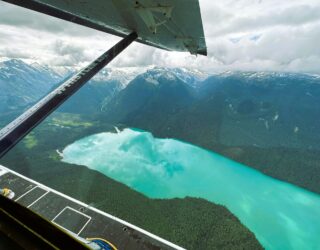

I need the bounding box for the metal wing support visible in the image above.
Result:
[0,32,138,158]
[0,0,207,157]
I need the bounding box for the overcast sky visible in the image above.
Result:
[0,0,320,74]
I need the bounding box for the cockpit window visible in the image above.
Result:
[1,1,320,249]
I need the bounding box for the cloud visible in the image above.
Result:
[0,47,32,59]
[0,2,99,36]
[112,44,157,67]
[209,4,320,37]
[0,0,320,74]
[50,40,93,66]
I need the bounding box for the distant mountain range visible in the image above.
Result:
[0,59,208,115]
[102,69,320,149]
[1,59,320,193]
[2,58,320,151]
[0,59,63,114]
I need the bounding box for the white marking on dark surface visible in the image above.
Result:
[52,206,91,235]
[15,186,37,201]
[27,190,49,208]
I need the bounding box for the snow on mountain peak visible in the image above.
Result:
[93,67,151,88]
[135,66,209,87]
[0,58,210,89]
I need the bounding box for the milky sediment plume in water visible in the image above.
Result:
[63,128,320,250]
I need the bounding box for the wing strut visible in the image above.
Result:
[0,32,137,158]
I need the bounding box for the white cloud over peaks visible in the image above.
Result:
[0,0,320,74]
[198,0,320,73]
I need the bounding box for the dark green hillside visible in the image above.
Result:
[58,80,122,114]
[0,112,262,249]
[103,74,195,123]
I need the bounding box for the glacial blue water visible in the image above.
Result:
[62,128,320,250]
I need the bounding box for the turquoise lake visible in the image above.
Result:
[62,128,320,250]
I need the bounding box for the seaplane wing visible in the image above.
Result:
[2,0,207,55]
[0,1,206,248]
